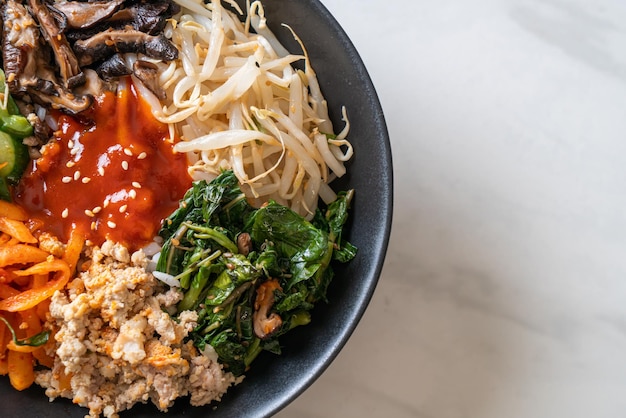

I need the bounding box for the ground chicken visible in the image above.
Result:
[37,232,66,258]
[35,240,242,418]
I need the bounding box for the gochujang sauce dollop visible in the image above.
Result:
[15,80,191,250]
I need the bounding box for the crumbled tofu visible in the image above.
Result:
[36,240,242,418]
[37,232,66,258]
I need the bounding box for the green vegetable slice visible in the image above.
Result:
[1,114,34,138]
[0,130,30,185]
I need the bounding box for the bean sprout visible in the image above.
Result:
[152,0,353,219]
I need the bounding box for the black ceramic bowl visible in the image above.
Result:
[0,1,392,416]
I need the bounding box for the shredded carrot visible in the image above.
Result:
[35,299,51,322]
[0,201,28,221]
[20,308,42,334]
[7,350,34,390]
[63,227,85,275]
[0,312,13,358]
[32,345,54,368]
[6,341,39,353]
[0,202,84,391]
[0,234,11,246]
[32,273,48,289]
[32,349,53,368]
[0,260,71,312]
[0,283,20,299]
[0,217,37,244]
[0,244,49,268]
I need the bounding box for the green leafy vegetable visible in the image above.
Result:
[156,170,356,375]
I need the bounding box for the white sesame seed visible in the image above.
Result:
[98,167,105,176]
[107,221,116,228]
[129,189,137,199]
[103,197,110,208]
[62,176,72,183]
[92,206,102,214]
[66,161,75,168]
[132,181,141,189]
[91,222,97,231]
[122,161,129,170]
[84,209,95,217]
[137,152,147,160]
[61,208,69,218]
[119,204,128,213]
[82,177,91,184]
[124,148,133,156]
[70,147,79,156]
[74,171,80,181]
[68,140,74,149]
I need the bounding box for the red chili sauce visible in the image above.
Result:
[15,81,191,251]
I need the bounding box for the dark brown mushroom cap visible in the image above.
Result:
[95,53,132,80]
[107,0,175,34]
[73,28,178,67]
[49,0,125,30]
[132,60,166,100]
[253,279,283,339]
[64,0,177,42]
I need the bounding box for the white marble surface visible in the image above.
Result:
[277,0,626,417]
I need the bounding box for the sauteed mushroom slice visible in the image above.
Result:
[237,233,253,256]
[64,0,179,42]
[27,80,93,114]
[96,53,132,80]
[49,0,125,30]
[27,0,85,89]
[1,0,92,115]
[1,0,41,94]
[73,28,178,66]
[132,60,166,99]
[107,0,175,34]
[253,278,283,339]
[74,69,108,99]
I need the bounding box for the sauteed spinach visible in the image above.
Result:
[156,171,356,376]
